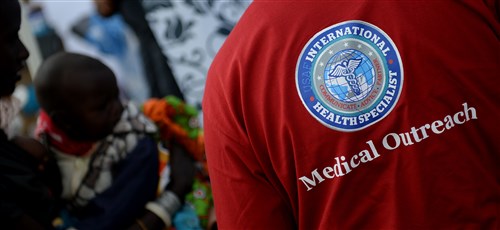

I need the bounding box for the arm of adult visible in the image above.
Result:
[165,141,196,202]
[129,141,196,230]
[203,75,296,229]
[0,131,58,230]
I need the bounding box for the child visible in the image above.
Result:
[34,52,193,230]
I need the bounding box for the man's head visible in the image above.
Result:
[34,52,123,141]
[0,0,30,97]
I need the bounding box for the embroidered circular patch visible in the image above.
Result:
[296,20,403,132]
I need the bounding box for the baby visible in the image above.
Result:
[34,52,192,230]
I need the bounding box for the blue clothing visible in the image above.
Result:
[72,136,159,230]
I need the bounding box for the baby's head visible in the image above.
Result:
[34,52,123,141]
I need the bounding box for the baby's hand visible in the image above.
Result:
[12,136,49,170]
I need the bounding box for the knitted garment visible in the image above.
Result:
[60,102,158,210]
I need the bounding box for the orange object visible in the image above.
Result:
[143,98,207,177]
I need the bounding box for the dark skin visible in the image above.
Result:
[34,52,123,142]
[34,52,195,230]
[11,136,49,170]
[0,0,29,97]
[0,1,50,229]
[94,0,119,17]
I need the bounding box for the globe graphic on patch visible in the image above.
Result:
[324,49,376,103]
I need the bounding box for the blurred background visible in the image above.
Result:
[15,0,251,138]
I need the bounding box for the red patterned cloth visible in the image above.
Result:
[35,110,94,156]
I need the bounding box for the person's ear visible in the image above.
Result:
[49,110,74,133]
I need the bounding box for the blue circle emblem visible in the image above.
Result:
[296,20,403,132]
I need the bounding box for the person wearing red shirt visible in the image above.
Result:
[203,1,500,229]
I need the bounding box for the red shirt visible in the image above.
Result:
[203,1,500,229]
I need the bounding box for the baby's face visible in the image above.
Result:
[62,72,123,142]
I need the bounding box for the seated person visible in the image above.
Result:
[34,52,194,230]
[0,0,61,229]
[1,100,62,230]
